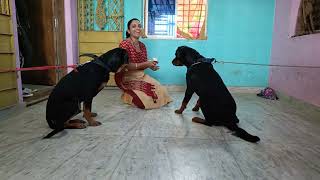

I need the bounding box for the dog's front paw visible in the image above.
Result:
[83,112,98,117]
[175,109,184,114]
[88,120,102,126]
[90,112,98,117]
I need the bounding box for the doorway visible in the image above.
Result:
[15,0,67,105]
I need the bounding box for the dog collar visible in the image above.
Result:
[92,58,111,72]
[190,58,216,67]
[190,62,202,67]
[197,58,216,64]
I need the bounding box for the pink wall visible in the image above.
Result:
[270,0,320,107]
[11,0,23,103]
[64,0,79,71]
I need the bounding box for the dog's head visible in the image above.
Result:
[100,48,129,72]
[172,46,204,68]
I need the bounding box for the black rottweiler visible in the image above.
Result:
[172,46,260,143]
[44,48,129,138]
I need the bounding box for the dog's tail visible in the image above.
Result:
[233,127,260,143]
[225,122,260,143]
[79,53,98,59]
[43,127,64,139]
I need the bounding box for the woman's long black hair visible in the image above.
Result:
[126,18,140,38]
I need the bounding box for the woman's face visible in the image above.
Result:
[127,20,142,39]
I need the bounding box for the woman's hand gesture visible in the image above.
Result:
[149,60,159,71]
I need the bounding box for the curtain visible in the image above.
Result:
[176,0,207,39]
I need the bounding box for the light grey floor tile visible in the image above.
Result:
[110,137,245,180]
[134,108,224,140]
[0,134,131,180]
[0,90,319,180]
[225,141,320,180]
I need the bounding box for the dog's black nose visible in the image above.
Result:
[172,59,178,66]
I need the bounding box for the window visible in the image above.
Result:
[144,0,207,39]
[294,0,320,36]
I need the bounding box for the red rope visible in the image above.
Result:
[0,65,78,73]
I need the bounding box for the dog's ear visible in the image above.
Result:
[122,49,129,64]
[175,46,192,66]
[176,46,186,57]
[112,48,129,72]
[100,48,129,72]
[174,46,204,67]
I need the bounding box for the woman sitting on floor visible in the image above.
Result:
[115,18,172,109]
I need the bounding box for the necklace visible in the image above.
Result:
[130,37,139,44]
[129,37,141,51]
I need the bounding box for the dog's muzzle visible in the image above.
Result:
[172,58,183,66]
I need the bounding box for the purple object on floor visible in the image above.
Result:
[257,87,279,100]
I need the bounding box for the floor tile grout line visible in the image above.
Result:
[108,132,135,179]
[132,135,216,140]
[0,136,43,149]
[223,141,248,179]
[108,114,147,179]
[44,145,89,179]
[2,131,318,148]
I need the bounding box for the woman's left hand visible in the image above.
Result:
[149,61,159,71]
[150,65,160,71]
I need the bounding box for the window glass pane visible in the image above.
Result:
[147,0,176,36]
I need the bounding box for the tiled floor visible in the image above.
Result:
[0,89,319,180]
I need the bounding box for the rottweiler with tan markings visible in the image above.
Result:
[172,46,260,143]
[44,48,129,138]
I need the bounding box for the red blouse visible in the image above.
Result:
[119,39,148,63]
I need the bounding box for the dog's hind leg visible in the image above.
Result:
[64,120,87,129]
[192,117,221,126]
[44,99,82,138]
[67,119,86,124]
[196,105,223,126]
